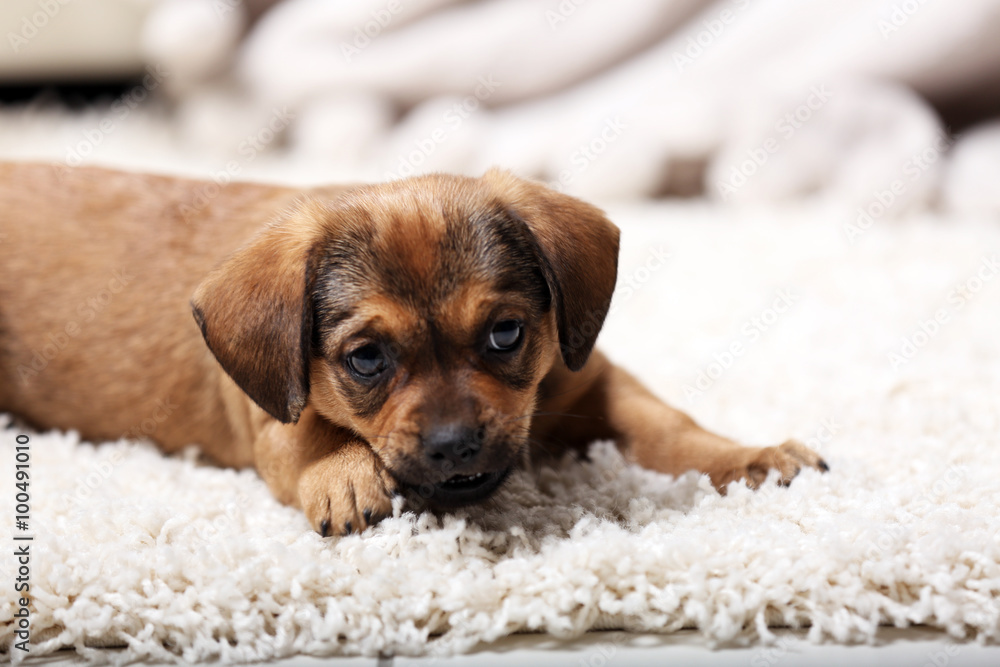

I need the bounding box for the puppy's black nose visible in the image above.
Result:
[422,423,482,467]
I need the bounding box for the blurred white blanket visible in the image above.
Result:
[140,0,1000,211]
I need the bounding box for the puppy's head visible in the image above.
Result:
[192,170,619,506]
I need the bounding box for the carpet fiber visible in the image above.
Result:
[2,196,999,662]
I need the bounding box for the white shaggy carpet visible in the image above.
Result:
[2,194,1000,662]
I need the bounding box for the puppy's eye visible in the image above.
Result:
[487,320,523,352]
[346,344,388,378]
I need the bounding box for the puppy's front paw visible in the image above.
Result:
[715,440,829,491]
[299,443,398,536]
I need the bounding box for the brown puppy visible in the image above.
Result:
[0,163,827,536]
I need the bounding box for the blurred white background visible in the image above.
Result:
[2,0,1000,218]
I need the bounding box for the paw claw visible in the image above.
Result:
[300,444,398,538]
[719,439,827,492]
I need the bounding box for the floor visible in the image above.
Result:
[24,628,1000,665]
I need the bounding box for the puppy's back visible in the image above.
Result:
[0,163,300,462]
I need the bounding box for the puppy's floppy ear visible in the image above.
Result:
[191,200,332,424]
[484,169,620,371]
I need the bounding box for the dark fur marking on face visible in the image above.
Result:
[461,204,551,391]
[310,200,554,418]
[327,347,394,420]
[457,203,551,315]
[484,333,542,391]
[312,219,378,332]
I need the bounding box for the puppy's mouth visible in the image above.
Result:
[421,467,512,507]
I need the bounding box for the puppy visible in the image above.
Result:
[0,163,827,536]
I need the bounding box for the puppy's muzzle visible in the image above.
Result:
[407,421,514,507]
[422,422,484,467]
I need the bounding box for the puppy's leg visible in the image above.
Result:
[533,351,828,491]
[253,407,397,536]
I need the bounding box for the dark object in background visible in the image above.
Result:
[0,0,284,109]
[0,80,145,109]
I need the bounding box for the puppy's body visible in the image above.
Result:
[0,163,826,535]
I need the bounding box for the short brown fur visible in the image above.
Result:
[0,163,827,536]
